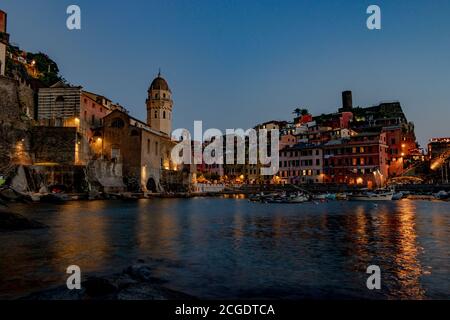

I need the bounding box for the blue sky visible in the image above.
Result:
[2,0,450,147]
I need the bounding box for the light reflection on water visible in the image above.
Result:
[0,198,449,299]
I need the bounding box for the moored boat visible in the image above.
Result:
[392,192,405,201]
[349,191,394,201]
[434,190,449,200]
[40,192,69,204]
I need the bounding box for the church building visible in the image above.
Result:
[101,73,178,192]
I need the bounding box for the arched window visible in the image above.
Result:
[154,110,158,118]
[111,118,125,128]
[55,95,65,103]
[163,93,166,98]
[163,111,166,119]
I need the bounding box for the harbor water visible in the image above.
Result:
[0,197,449,299]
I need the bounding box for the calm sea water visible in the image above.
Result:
[0,197,449,300]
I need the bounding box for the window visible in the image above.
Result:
[154,110,158,118]
[91,115,95,125]
[55,96,64,102]
[163,111,166,119]
[111,118,125,128]
[147,139,150,154]
[155,141,158,155]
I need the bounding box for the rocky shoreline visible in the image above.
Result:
[23,262,196,300]
[0,208,47,232]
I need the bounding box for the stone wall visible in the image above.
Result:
[87,159,125,193]
[30,126,77,165]
[0,75,21,122]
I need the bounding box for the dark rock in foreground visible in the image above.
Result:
[0,209,47,232]
[23,262,195,300]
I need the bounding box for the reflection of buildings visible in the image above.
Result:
[377,201,425,298]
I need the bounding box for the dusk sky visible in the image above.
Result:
[2,0,450,147]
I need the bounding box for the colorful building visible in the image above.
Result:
[279,143,324,184]
[37,81,112,164]
[322,132,389,188]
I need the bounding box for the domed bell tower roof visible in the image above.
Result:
[149,71,171,92]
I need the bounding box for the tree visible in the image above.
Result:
[292,108,302,117]
[30,52,62,86]
[293,107,309,117]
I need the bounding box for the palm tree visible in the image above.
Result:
[292,108,302,117]
[300,108,309,116]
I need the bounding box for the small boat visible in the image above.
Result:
[392,192,404,201]
[335,193,348,201]
[349,191,394,201]
[313,194,327,200]
[40,193,69,204]
[287,194,309,203]
[120,192,140,201]
[434,190,449,200]
[266,192,309,204]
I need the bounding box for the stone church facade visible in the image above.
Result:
[102,73,178,192]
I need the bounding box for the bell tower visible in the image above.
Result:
[146,71,173,136]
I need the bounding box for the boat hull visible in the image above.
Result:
[349,193,394,201]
